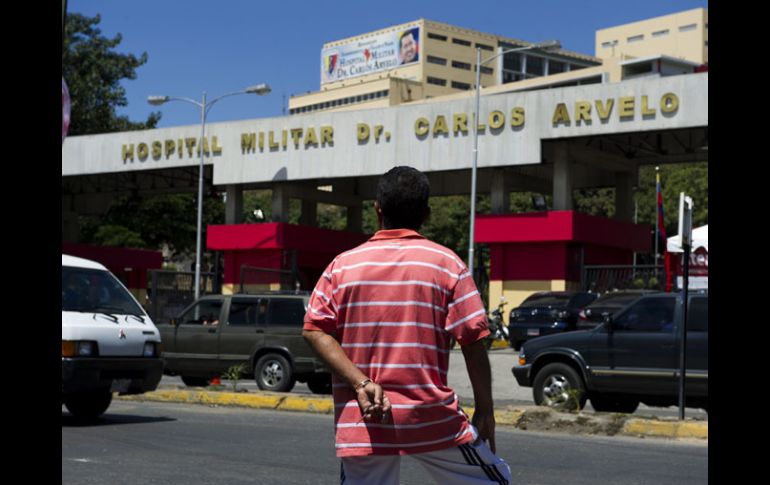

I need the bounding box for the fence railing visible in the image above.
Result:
[581,265,665,293]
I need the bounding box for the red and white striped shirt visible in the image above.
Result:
[303,229,489,457]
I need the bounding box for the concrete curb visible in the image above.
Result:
[117,390,706,441]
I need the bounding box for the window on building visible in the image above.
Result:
[427,55,447,65]
[503,52,522,71]
[476,43,494,51]
[427,76,447,86]
[679,24,697,32]
[477,65,493,75]
[502,71,524,83]
[601,41,617,48]
[356,95,362,102]
[652,29,670,38]
[451,81,471,90]
[526,55,544,75]
[627,34,644,43]
[451,60,471,70]
[452,38,472,46]
[427,32,447,41]
[548,60,565,74]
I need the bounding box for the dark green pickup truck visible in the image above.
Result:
[157,293,330,393]
[513,292,708,413]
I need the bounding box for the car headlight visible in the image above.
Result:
[143,342,159,358]
[62,340,97,357]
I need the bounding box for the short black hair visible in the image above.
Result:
[376,166,430,230]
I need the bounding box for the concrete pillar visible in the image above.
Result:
[553,142,573,211]
[614,171,635,222]
[490,169,510,214]
[347,205,363,233]
[225,184,243,224]
[300,199,317,226]
[271,185,290,223]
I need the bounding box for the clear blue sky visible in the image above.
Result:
[68,0,708,129]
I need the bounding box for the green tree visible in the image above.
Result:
[81,193,224,260]
[63,12,160,135]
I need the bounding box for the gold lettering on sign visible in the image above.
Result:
[510,107,525,127]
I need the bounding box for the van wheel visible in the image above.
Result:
[181,376,209,387]
[307,374,332,394]
[64,391,112,419]
[255,354,295,392]
[533,363,587,411]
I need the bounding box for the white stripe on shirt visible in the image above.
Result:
[355,363,448,375]
[336,414,461,430]
[344,321,441,331]
[331,261,463,279]
[333,280,451,295]
[335,427,472,449]
[448,290,480,308]
[332,383,442,390]
[335,395,457,409]
[342,342,450,354]
[308,306,335,319]
[446,309,486,331]
[339,301,446,312]
[313,289,332,303]
[340,245,465,270]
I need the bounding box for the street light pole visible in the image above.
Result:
[148,84,271,299]
[468,41,561,278]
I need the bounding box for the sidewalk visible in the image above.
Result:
[117,386,707,442]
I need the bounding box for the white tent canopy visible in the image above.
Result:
[667,224,708,253]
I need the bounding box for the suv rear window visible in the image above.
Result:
[268,298,306,326]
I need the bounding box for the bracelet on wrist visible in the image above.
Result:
[354,378,372,391]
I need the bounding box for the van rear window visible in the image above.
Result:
[62,266,144,316]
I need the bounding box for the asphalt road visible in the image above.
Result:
[62,401,708,485]
[160,347,707,420]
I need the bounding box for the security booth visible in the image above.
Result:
[475,211,652,308]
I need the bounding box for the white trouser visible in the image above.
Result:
[340,431,511,485]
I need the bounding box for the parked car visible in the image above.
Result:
[507,291,598,350]
[157,292,331,394]
[62,255,163,419]
[577,290,655,330]
[513,292,708,413]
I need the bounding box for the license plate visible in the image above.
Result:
[110,379,131,393]
[527,329,540,336]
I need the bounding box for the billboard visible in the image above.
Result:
[321,26,420,84]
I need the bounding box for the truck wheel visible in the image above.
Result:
[306,374,332,394]
[533,363,587,410]
[590,394,639,414]
[64,391,112,419]
[181,376,209,387]
[255,354,295,392]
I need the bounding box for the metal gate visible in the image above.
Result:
[147,270,218,324]
[581,265,665,293]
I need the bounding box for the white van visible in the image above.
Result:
[62,254,163,419]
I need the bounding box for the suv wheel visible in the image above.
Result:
[181,376,210,387]
[590,394,639,414]
[64,391,112,419]
[533,363,587,410]
[255,353,295,392]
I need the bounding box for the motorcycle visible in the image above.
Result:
[484,297,509,349]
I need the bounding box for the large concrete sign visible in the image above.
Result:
[61,74,707,184]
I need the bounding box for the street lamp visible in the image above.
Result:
[467,41,560,278]
[148,83,271,299]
